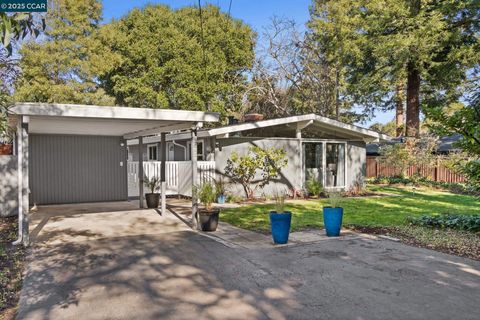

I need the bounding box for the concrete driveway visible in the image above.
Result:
[18,203,480,320]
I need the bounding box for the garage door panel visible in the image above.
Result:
[29,135,127,204]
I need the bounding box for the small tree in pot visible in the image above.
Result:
[144,176,161,208]
[197,181,220,231]
[322,192,343,237]
[269,193,292,244]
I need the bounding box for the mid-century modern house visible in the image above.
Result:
[127,114,390,198]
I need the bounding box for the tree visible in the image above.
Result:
[369,119,397,137]
[14,0,117,105]
[99,4,255,115]
[224,146,288,199]
[246,18,343,120]
[308,0,480,137]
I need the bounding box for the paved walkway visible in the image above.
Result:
[17,201,480,320]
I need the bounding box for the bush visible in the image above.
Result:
[408,214,480,232]
[197,182,216,210]
[305,177,323,197]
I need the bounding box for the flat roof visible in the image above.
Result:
[10,103,219,138]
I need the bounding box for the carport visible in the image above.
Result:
[9,103,219,246]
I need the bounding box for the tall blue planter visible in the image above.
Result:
[269,211,292,244]
[217,194,226,204]
[323,207,343,237]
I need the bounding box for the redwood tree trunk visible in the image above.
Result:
[406,63,420,137]
[395,83,404,137]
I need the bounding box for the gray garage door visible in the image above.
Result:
[29,135,127,204]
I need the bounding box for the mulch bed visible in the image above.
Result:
[348,225,480,261]
[0,217,26,320]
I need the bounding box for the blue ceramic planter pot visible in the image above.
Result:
[269,211,292,244]
[217,194,226,204]
[323,207,343,237]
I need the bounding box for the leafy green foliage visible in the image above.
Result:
[305,177,323,197]
[100,4,255,114]
[14,0,117,105]
[408,214,480,232]
[144,176,161,194]
[224,146,288,199]
[197,181,216,210]
[0,12,44,55]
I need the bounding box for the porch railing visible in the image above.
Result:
[127,161,216,197]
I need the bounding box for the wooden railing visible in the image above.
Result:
[128,161,216,197]
[366,156,466,183]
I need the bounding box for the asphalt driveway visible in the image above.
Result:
[18,203,480,320]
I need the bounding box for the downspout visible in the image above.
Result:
[171,140,187,160]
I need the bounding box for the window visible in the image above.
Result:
[187,140,204,161]
[325,143,345,187]
[147,144,158,161]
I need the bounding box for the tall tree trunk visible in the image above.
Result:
[406,63,420,137]
[335,67,340,119]
[395,83,404,137]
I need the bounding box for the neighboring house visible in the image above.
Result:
[128,114,390,197]
[366,134,463,156]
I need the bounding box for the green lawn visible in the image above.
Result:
[220,185,480,233]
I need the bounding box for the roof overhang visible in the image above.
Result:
[9,103,219,139]
[165,114,391,142]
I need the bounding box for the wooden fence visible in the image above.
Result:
[366,156,466,183]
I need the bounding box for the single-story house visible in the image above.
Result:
[127,114,390,198]
[0,103,219,245]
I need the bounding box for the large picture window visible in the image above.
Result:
[325,143,345,188]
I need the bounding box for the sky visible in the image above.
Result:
[101,0,395,126]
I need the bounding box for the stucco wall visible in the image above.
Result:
[346,141,367,189]
[215,137,302,198]
[0,155,18,217]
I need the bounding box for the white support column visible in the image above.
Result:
[138,136,144,208]
[14,116,29,246]
[160,132,167,215]
[191,127,198,227]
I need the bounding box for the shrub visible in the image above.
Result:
[408,214,480,232]
[197,182,216,210]
[305,177,323,197]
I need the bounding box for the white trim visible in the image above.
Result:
[11,103,219,122]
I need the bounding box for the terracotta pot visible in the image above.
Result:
[244,113,264,122]
[0,144,13,155]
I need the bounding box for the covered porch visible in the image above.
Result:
[9,103,219,246]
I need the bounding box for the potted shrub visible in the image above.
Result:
[197,181,220,231]
[214,177,227,204]
[305,177,323,198]
[322,192,343,236]
[269,194,292,244]
[144,176,161,208]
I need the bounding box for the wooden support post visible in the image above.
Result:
[191,127,198,227]
[138,136,144,208]
[15,116,29,246]
[160,132,167,215]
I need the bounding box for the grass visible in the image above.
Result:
[0,217,25,320]
[221,185,480,233]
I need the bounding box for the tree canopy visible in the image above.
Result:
[99,4,255,115]
[14,0,117,105]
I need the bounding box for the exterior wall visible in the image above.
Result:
[0,155,18,217]
[346,141,367,189]
[128,138,215,162]
[29,135,128,204]
[215,137,302,198]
